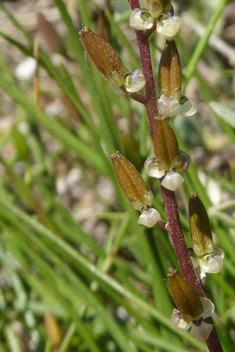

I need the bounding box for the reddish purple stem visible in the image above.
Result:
[136,30,157,136]
[129,0,157,136]
[161,185,203,294]
[128,0,224,351]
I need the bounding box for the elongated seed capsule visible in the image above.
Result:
[168,268,203,321]
[153,119,180,171]
[111,152,153,210]
[159,40,182,101]
[80,27,128,87]
[189,192,213,256]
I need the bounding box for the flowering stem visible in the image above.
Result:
[129,0,158,137]
[128,0,224,350]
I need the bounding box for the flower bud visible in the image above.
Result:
[138,206,161,227]
[161,170,184,191]
[168,268,203,321]
[129,8,154,30]
[80,27,128,87]
[158,94,181,117]
[157,13,181,37]
[153,119,180,171]
[111,152,153,210]
[188,193,213,256]
[147,0,172,18]
[179,96,197,116]
[124,69,146,92]
[158,40,182,101]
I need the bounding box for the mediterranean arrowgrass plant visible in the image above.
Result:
[80,0,226,350]
[0,0,234,351]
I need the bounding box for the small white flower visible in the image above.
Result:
[158,94,181,117]
[124,70,146,93]
[171,297,214,340]
[138,207,161,227]
[179,96,197,116]
[158,94,197,117]
[161,171,184,191]
[129,8,154,31]
[157,13,181,37]
[190,247,225,281]
[145,157,184,191]
[144,157,165,178]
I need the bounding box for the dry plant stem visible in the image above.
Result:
[128,1,224,350]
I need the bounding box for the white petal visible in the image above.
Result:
[158,94,181,117]
[157,15,181,37]
[203,256,223,274]
[179,97,197,116]
[137,208,161,227]
[199,248,224,274]
[161,172,184,191]
[214,247,225,259]
[201,297,215,319]
[170,309,191,331]
[129,8,154,30]
[190,322,213,340]
[144,157,165,178]
[124,70,146,93]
